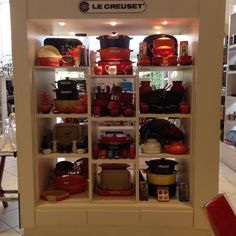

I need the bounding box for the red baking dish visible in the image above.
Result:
[101,133,129,144]
[53,175,86,194]
[98,60,133,75]
[38,57,61,66]
[97,47,133,61]
[41,190,69,201]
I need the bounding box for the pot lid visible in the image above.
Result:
[145,158,178,167]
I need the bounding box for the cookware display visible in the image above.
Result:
[94,132,135,160]
[49,77,87,114]
[97,163,132,196]
[44,38,82,55]
[139,80,189,114]
[138,34,193,66]
[139,119,185,148]
[97,60,133,75]
[96,33,133,49]
[93,84,135,117]
[143,158,178,197]
[164,141,189,154]
[53,175,86,194]
[37,45,62,66]
[97,48,133,61]
[95,32,133,75]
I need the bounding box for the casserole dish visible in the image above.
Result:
[99,169,130,190]
[97,48,133,61]
[101,133,129,145]
[145,158,178,174]
[53,175,86,194]
[146,172,176,185]
[97,33,132,49]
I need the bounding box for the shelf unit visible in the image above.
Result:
[10,0,225,235]
[222,12,236,170]
[32,64,193,219]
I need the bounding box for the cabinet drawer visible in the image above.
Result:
[88,210,140,225]
[141,210,193,227]
[36,210,87,225]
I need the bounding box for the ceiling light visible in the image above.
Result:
[156,31,161,34]
[58,22,66,26]
[162,21,168,25]
[110,22,117,26]
[153,26,163,30]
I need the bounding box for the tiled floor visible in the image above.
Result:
[1,156,236,235]
[0,156,21,235]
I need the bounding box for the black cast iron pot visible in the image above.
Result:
[145,158,178,174]
[97,33,133,49]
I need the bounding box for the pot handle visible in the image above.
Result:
[105,65,110,73]
[148,43,153,51]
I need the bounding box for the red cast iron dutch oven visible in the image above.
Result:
[97,47,133,61]
[53,175,86,194]
[98,60,133,75]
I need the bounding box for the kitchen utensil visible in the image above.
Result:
[53,175,86,194]
[98,60,133,75]
[145,158,178,174]
[143,34,178,57]
[141,138,161,154]
[145,172,177,185]
[53,123,84,146]
[99,168,130,190]
[101,133,129,144]
[105,65,117,75]
[44,38,82,55]
[94,66,103,75]
[97,48,132,61]
[179,55,192,65]
[54,100,82,113]
[164,141,188,154]
[38,57,61,66]
[96,33,133,49]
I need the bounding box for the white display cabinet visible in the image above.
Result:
[9,0,225,235]
[222,12,236,170]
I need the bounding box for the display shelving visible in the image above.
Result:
[10,0,225,234]
[222,12,236,170]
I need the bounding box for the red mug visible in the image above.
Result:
[94,66,103,75]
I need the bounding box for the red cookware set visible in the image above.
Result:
[138,34,193,66]
[95,33,133,75]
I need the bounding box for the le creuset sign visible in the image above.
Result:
[79,1,146,13]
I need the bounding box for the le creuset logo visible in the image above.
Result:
[79,1,146,13]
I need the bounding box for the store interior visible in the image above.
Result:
[0,0,234,235]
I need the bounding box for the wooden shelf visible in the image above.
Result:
[36,191,90,209]
[138,153,191,159]
[38,153,89,159]
[137,65,194,72]
[91,159,136,164]
[90,75,136,79]
[36,113,89,119]
[33,66,89,72]
[138,113,191,119]
[91,116,137,122]
[97,126,134,131]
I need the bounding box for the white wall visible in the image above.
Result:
[0,0,12,60]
